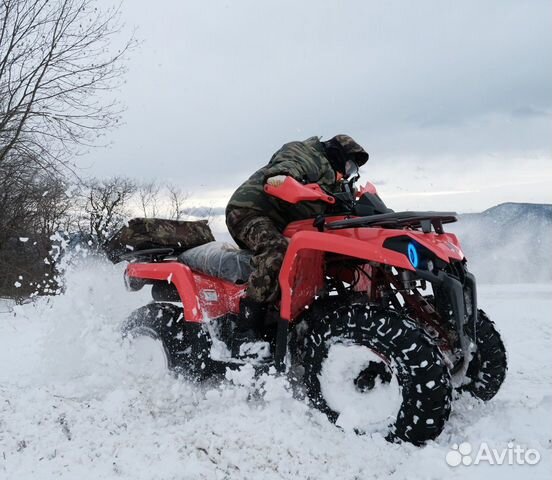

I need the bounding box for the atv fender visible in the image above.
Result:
[126,262,244,322]
[278,230,415,322]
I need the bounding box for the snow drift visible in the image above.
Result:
[0,258,550,479]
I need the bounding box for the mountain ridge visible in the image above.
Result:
[461,201,552,218]
[451,202,551,283]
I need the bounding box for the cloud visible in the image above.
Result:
[86,0,552,212]
[511,106,550,118]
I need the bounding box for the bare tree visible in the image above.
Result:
[166,183,188,220]
[0,158,71,297]
[78,176,136,248]
[136,181,161,218]
[0,155,71,241]
[0,0,135,170]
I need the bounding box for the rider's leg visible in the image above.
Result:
[242,219,288,304]
[226,209,288,355]
[227,209,288,304]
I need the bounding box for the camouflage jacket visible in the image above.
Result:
[226,137,338,230]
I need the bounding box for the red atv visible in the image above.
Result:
[121,170,507,445]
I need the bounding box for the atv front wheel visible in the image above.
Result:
[302,303,452,445]
[122,303,190,371]
[461,309,507,401]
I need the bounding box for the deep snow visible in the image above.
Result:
[0,260,550,479]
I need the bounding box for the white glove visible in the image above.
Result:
[266,175,287,187]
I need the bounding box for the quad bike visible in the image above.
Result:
[120,168,507,445]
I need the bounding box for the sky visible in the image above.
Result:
[83,0,552,214]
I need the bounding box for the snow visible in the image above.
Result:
[0,260,551,479]
[123,333,170,372]
[319,343,402,433]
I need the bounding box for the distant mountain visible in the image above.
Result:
[450,203,552,283]
[461,202,552,226]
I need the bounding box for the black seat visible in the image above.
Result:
[178,241,253,284]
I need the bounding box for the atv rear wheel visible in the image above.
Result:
[302,303,452,445]
[461,309,507,401]
[122,303,189,371]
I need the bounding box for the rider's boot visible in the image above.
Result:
[231,297,269,360]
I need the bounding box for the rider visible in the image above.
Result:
[226,134,369,355]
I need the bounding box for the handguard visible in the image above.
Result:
[264,176,336,205]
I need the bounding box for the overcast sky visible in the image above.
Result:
[84,0,552,213]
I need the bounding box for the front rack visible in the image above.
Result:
[324,211,458,234]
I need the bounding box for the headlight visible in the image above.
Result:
[383,236,439,271]
[407,242,419,268]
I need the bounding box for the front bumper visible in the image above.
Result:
[415,267,477,383]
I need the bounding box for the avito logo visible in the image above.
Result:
[446,442,541,467]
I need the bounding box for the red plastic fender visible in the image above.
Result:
[278,228,465,321]
[278,230,415,321]
[126,262,245,322]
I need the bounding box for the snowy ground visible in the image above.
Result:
[0,260,550,480]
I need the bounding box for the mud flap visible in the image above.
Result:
[274,318,289,372]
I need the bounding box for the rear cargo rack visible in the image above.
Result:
[119,248,178,262]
